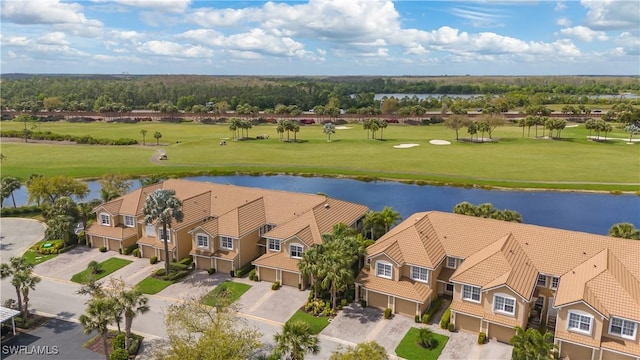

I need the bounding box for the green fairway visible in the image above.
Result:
[1,121,638,191]
[70,257,133,284]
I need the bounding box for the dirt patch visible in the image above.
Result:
[393,143,420,149]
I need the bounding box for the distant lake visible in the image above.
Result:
[4,175,639,236]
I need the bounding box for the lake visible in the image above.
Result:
[4,175,639,236]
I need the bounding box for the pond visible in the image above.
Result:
[3,175,638,235]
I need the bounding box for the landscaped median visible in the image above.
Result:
[201,281,251,305]
[23,239,63,265]
[286,310,331,335]
[134,257,195,295]
[134,276,174,295]
[70,257,133,284]
[395,327,449,360]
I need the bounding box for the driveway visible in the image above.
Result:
[1,318,102,359]
[236,278,309,324]
[0,218,45,263]
[155,270,228,299]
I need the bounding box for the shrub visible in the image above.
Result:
[87,260,102,274]
[112,332,126,350]
[128,337,140,355]
[178,256,193,266]
[154,268,166,277]
[168,270,189,281]
[360,300,367,308]
[415,315,421,323]
[478,332,487,345]
[124,243,138,255]
[298,283,302,290]
[132,248,140,257]
[207,268,216,275]
[248,269,257,281]
[384,308,392,319]
[341,298,347,307]
[422,314,430,324]
[230,270,235,277]
[150,256,158,265]
[440,307,451,329]
[271,281,280,290]
[169,262,188,271]
[235,263,255,278]
[448,322,455,332]
[99,246,107,253]
[58,245,75,254]
[109,348,129,360]
[418,328,436,349]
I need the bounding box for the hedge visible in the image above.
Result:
[235,263,255,278]
[0,206,42,217]
[0,130,137,145]
[440,307,451,329]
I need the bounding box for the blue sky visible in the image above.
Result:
[1,0,638,75]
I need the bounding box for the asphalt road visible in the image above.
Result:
[0,218,45,264]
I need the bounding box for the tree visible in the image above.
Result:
[417,328,436,349]
[143,189,184,274]
[608,223,640,240]
[321,255,353,310]
[329,341,388,360]
[362,211,385,240]
[444,115,470,140]
[99,174,133,202]
[27,175,89,205]
[163,294,262,360]
[117,282,150,348]
[380,206,401,233]
[140,129,147,146]
[453,202,522,223]
[273,320,320,360]
[153,131,162,145]
[481,114,506,139]
[510,326,558,360]
[323,122,336,141]
[0,257,37,316]
[18,271,41,319]
[80,295,119,360]
[624,123,640,143]
[298,246,325,299]
[1,176,21,208]
[467,121,478,141]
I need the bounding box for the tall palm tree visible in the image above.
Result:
[0,257,35,313]
[298,246,325,299]
[153,131,162,145]
[80,296,119,360]
[143,189,184,274]
[274,320,320,360]
[321,257,353,310]
[1,176,22,208]
[120,287,150,348]
[510,326,558,360]
[19,271,41,319]
[140,129,147,146]
[380,206,401,233]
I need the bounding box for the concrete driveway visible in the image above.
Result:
[1,318,102,359]
[236,278,309,324]
[155,270,228,300]
[0,218,45,263]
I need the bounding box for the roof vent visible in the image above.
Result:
[324,203,329,208]
[525,242,529,245]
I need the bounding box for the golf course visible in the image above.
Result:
[1,119,638,192]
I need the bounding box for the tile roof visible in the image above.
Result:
[356,268,432,303]
[137,235,176,250]
[252,251,301,273]
[86,223,137,240]
[601,336,640,357]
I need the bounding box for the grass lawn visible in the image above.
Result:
[134,276,174,295]
[286,310,331,335]
[1,121,638,191]
[70,258,133,284]
[22,240,61,265]
[395,327,449,360]
[201,280,251,305]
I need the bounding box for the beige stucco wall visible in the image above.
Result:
[371,254,399,281]
[238,228,261,267]
[556,302,604,342]
[483,287,529,327]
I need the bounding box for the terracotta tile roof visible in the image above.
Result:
[601,336,640,357]
[356,268,432,303]
[483,311,522,329]
[252,252,301,273]
[438,267,456,282]
[173,191,212,230]
[190,245,238,261]
[555,328,601,348]
[86,223,137,240]
[190,248,214,257]
[450,300,485,318]
[95,199,123,215]
[137,235,176,250]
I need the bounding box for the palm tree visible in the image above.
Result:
[143,189,184,274]
[120,287,150,348]
[274,320,320,360]
[153,131,162,145]
[140,129,147,146]
[380,206,401,233]
[608,222,640,240]
[0,257,35,314]
[80,296,119,360]
[362,211,384,240]
[321,257,353,310]
[1,177,22,208]
[298,246,325,299]
[19,272,41,319]
[323,122,336,141]
[510,326,558,360]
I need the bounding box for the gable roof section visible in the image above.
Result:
[172,191,212,230]
[218,197,267,237]
[555,249,640,321]
[450,233,538,300]
[95,198,123,216]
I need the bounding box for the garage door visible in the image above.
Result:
[455,313,481,333]
[108,239,120,252]
[217,259,232,275]
[282,271,299,287]
[560,341,593,360]
[602,349,635,360]
[367,290,388,310]
[488,323,515,344]
[91,236,105,248]
[395,298,416,316]
[259,267,277,283]
[195,256,213,270]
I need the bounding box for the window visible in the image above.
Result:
[445,283,454,292]
[534,296,545,311]
[268,239,280,251]
[220,236,233,250]
[145,224,156,237]
[376,261,392,279]
[290,244,303,258]
[609,317,638,340]
[124,216,135,227]
[259,224,275,236]
[158,228,171,242]
[446,257,457,269]
[196,234,208,248]
[100,213,110,226]
[537,274,547,287]
[493,294,516,315]
[462,285,481,302]
[568,311,593,334]
[551,277,560,290]
[411,266,429,283]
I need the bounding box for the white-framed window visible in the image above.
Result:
[537,274,547,287]
[100,213,111,226]
[568,311,593,335]
[196,234,209,248]
[290,244,303,258]
[376,261,392,279]
[462,285,481,303]
[411,266,429,283]
[158,228,171,242]
[145,224,156,237]
[446,257,457,269]
[551,277,560,290]
[609,317,638,340]
[220,236,233,250]
[124,215,135,227]
[493,294,516,315]
[268,239,280,251]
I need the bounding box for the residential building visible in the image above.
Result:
[356,211,640,360]
[86,179,368,276]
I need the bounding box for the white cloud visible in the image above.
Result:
[556,17,571,26]
[38,32,69,45]
[555,2,567,11]
[138,40,213,58]
[581,0,640,30]
[450,5,505,28]
[560,26,608,42]
[1,0,103,27]
[92,0,191,13]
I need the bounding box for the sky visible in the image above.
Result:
[1,0,639,76]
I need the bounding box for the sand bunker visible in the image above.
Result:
[393,143,420,149]
[566,125,579,128]
[429,140,451,145]
[335,126,352,130]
